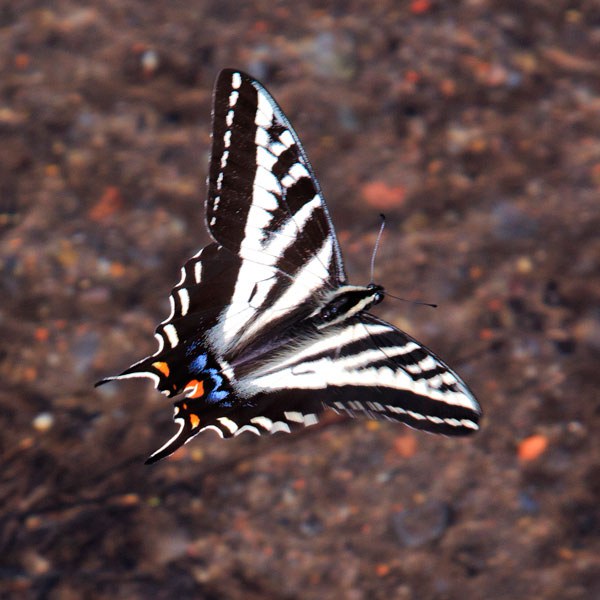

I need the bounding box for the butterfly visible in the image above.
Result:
[96,69,481,464]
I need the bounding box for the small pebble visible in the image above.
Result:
[518,491,540,515]
[515,256,533,274]
[32,412,54,432]
[141,49,159,75]
[490,202,538,241]
[391,500,452,547]
[300,513,324,536]
[518,434,548,461]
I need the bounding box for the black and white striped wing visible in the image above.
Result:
[204,69,346,356]
[96,240,323,464]
[95,242,239,394]
[143,311,480,464]
[208,69,345,278]
[145,390,325,464]
[237,314,481,435]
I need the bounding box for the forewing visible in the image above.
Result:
[208,69,345,282]
[202,69,351,355]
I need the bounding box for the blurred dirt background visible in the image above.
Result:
[1,1,599,599]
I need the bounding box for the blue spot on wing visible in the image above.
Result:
[190,354,207,372]
[206,368,231,404]
[209,390,231,403]
[185,347,232,405]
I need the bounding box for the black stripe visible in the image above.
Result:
[285,176,317,214]
[268,122,286,142]
[161,244,241,342]
[272,146,299,179]
[277,206,329,273]
[324,386,479,432]
[207,71,259,252]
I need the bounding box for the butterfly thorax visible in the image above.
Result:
[229,284,384,374]
[313,284,384,330]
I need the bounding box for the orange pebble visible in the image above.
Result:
[24,366,37,381]
[487,298,503,312]
[115,493,140,506]
[405,69,420,84]
[469,265,483,280]
[15,53,30,69]
[35,327,49,342]
[109,262,126,278]
[89,186,123,221]
[376,563,391,577]
[479,328,495,341]
[252,20,269,33]
[393,434,417,458]
[45,164,60,177]
[361,181,406,210]
[440,78,456,97]
[411,0,431,14]
[518,434,548,461]
[20,437,34,450]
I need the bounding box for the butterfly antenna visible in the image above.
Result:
[384,291,437,309]
[369,214,386,284]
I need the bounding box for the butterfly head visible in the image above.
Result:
[366,283,385,304]
[315,284,386,329]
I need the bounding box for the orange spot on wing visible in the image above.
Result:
[152,361,170,377]
[185,379,205,398]
[189,414,200,429]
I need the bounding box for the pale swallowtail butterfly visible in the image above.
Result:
[96,69,481,464]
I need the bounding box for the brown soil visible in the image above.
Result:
[1,2,599,599]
